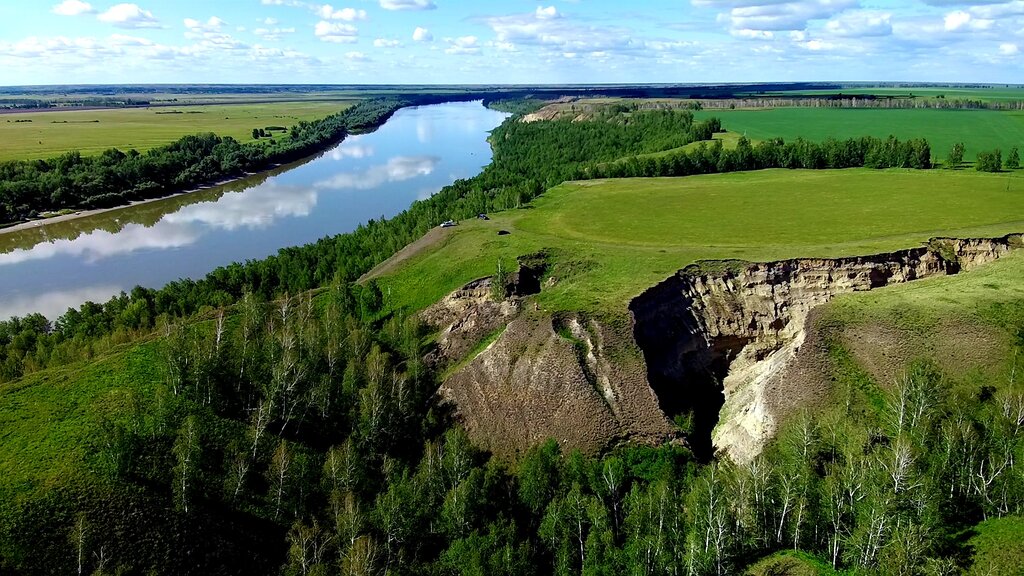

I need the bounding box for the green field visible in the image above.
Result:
[695,108,1024,162]
[375,169,1024,316]
[0,101,352,161]
[764,86,1024,102]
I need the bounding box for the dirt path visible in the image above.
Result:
[360,226,453,282]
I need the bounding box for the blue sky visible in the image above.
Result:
[0,0,1021,85]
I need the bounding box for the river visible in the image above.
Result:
[0,101,510,319]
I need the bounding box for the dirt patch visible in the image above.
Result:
[438,311,677,462]
[843,320,1009,387]
[359,226,451,283]
[842,323,923,387]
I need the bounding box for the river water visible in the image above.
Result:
[0,101,509,319]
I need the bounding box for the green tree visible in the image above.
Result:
[1007,147,1020,170]
[976,149,1003,172]
[252,128,261,140]
[172,414,202,514]
[947,142,964,169]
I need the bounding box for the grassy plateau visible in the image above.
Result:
[375,168,1024,317]
[0,101,352,161]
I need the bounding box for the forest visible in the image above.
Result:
[5,103,1018,575]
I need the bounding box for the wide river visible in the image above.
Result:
[0,101,509,319]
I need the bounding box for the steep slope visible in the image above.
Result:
[630,234,1023,462]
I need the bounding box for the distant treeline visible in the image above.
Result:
[586,135,932,180]
[0,108,935,382]
[0,97,411,223]
[630,97,1024,111]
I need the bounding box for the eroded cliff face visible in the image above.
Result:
[424,235,1021,463]
[426,285,677,460]
[630,234,1023,463]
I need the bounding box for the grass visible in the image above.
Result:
[0,341,163,504]
[695,108,1024,162]
[623,131,743,163]
[0,101,353,161]
[966,516,1024,575]
[377,169,1024,318]
[759,86,1024,102]
[744,550,844,575]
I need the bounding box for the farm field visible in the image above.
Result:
[697,107,1024,162]
[374,168,1024,315]
[763,86,1024,102]
[0,101,352,161]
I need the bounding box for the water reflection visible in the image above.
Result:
[315,156,440,191]
[0,101,509,319]
[0,284,126,322]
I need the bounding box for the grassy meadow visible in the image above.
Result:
[697,108,1024,162]
[0,101,352,161]
[375,169,1024,316]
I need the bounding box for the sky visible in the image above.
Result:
[0,0,1021,85]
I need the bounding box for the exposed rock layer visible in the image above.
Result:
[426,235,1021,463]
[629,234,1023,462]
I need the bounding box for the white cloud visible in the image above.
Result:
[314,21,358,43]
[695,0,857,33]
[943,9,994,31]
[262,17,279,25]
[825,11,892,37]
[184,16,225,33]
[1000,42,1020,54]
[317,5,367,21]
[536,6,559,19]
[97,3,160,29]
[254,26,296,41]
[374,37,401,48]
[445,35,479,55]
[380,0,435,10]
[412,26,433,41]
[52,0,94,16]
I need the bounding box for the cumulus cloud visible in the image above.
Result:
[380,0,435,10]
[412,26,433,41]
[52,0,94,16]
[482,6,644,56]
[1000,42,1020,54]
[445,35,479,55]
[825,11,892,37]
[184,16,226,33]
[317,4,367,21]
[253,26,296,41]
[695,0,856,33]
[97,3,160,29]
[315,21,358,43]
[374,37,401,48]
[943,9,993,31]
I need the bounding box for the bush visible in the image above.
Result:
[976,149,1003,172]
